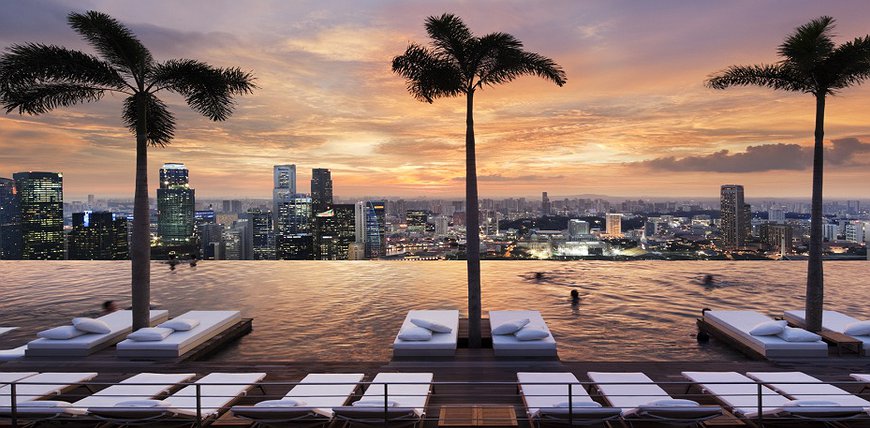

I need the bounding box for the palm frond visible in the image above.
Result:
[392,43,464,102]
[122,94,175,146]
[68,11,153,84]
[425,13,473,70]
[778,16,835,66]
[822,35,870,93]
[705,64,812,93]
[148,59,256,121]
[0,83,105,114]
[475,33,566,89]
[0,43,127,93]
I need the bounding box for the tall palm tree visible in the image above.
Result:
[706,16,870,332]
[392,13,566,346]
[0,11,255,330]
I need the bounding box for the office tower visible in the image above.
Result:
[87,194,95,208]
[222,199,242,214]
[0,178,22,259]
[276,196,313,259]
[541,192,551,216]
[198,223,224,259]
[156,163,195,246]
[310,168,333,213]
[194,210,216,226]
[313,204,355,260]
[224,219,253,260]
[568,219,590,239]
[605,213,623,237]
[768,207,786,224]
[720,185,748,248]
[395,199,407,221]
[247,208,275,260]
[13,172,64,260]
[435,215,450,236]
[354,200,385,258]
[68,211,129,260]
[406,210,428,233]
[272,164,296,229]
[759,223,793,253]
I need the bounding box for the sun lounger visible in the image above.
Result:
[745,371,870,419]
[587,372,721,424]
[26,310,170,357]
[0,327,17,338]
[0,372,98,408]
[0,346,28,361]
[116,310,242,358]
[0,373,38,386]
[87,372,266,426]
[702,310,828,358]
[0,372,195,420]
[393,310,459,357]
[232,373,365,425]
[490,310,557,357]
[517,372,621,426]
[333,372,433,428]
[784,310,870,354]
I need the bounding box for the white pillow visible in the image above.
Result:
[114,400,171,408]
[17,401,73,408]
[514,325,550,341]
[255,399,307,407]
[38,325,86,340]
[492,318,530,335]
[641,399,700,407]
[553,401,602,408]
[777,327,821,342]
[353,400,400,407]
[72,317,112,334]
[158,318,200,332]
[397,325,432,341]
[783,400,840,407]
[127,327,174,342]
[749,320,787,336]
[843,320,870,336]
[410,318,452,333]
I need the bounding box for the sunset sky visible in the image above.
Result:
[1,0,869,200]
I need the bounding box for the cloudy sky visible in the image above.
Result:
[1,0,869,200]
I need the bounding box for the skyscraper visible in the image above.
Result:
[311,168,333,213]
[68,211,129,260]
[246,208,275,260]
[272,164,296,229]
[605,213,623,237]
[157,163,195,245]
[541,192,551,216]
[354,200,385,258]
[568,219,590,239]
[0,177,22,259]
[13,172,64,260]
[720,184,748,248]
[276,196,313,259]
[313,204,355,260]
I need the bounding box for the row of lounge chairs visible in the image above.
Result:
[4,370,870,427]
[393,309,557,357]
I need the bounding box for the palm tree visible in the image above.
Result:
[392,13,566,347]
[0,11,255,330]
[706,16,870,332]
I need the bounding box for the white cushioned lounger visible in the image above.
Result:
[116,310,241,358]
[490,311,557,357]
[517,372,621,424]
[26,310,170,357]
[784,310,870,354]
[232,373,364,423]
[682,371,792,418]
[0,373,38,385]
[0,346,28,361]
[393,310,459,357]
[747,372,870,410]
[588,372,721,422]
[0,372,98,408]
[333,372,433,426]
[88,372,267,423]
[704,310,828,358]
[2,373,196,418]
[0,327,17,337]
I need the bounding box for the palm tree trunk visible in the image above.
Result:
[805,93,826,332]
[131,92,151,330]
[466,89,482,348]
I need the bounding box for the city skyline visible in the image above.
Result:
[2,1,870,199]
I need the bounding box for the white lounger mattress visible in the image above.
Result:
[704,311,827,358]
[0,372,98,407]
[26,310,170,356]
[518,372,604,418]
[490,311,557,356]
[682,371,791,417]
[116,310,241,357]
[784,310,870,353]
[355,373,432,417]
[393,310,459,356]
[233,372,364,420]
[746,372,870,408]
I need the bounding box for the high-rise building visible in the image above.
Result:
[276,196,313,259]
[568,219,590,239]
[759,223,793,254]
[310,168,333,213]
[222,200,242,214]
[0,177,22,259]
[605,213,623,237]
[246,208,275,260]
[198,223,224,260]
[354,200,385,258]
[435,215,450,236]
[822,223,838,242]
[768,207,786,224]
[157,163,195,245]
[272,164,296,229]
[313,204,355,260]
[720,185,748,248]
[224,219,253,260]
[406,210,428,233]
[13,172,64,260]
[845,221,865,243]
[541,192,551,216]
[68,211,129,260]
